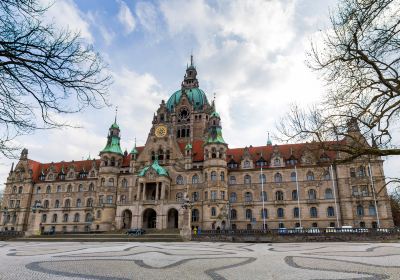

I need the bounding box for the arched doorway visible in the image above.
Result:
[167,208,179,228]
[122,209,132,229]
[143,208,157,228]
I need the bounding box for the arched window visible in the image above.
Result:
[261,208,268,219]
[65,199,71,208]
[120,195,126,204]
[122,179,128,188]
[324,170,331,180]
[293,207,300,218]
[260,191,267,201]
[290,172,297,182]
[85,213,92,222]
[176,192,183,202]
[244,174,251,185]
[211,148,217,158]
[41,214,47,223]
[74,213,80,222]
[211,171,217,181]
[78,184,83,192]
[230,209,237,220]
[96,210,101,219]
[204,172,207,181]
[274,173,282,183]
[220,172,225,181]
[176,175,184,185]
[369,204,376,216]
[101,178,105,186]
[245,192,253,202]
[327,206,335,217]
[229,192,237,203]
[67,185,72,192]
[211,207,216,216]
[18,186,23,194]
[229,176,236,184]
[36,186,41,194]
[358,166,366,177]
[43,200,49,208]
[12,186,17,193]
[310,207,318,217]
[192,192,199,201]
[289,191,297,201]
[306,171,315,181]
[108,178,114,187]
[259,174,266,183]
[308,189,317,200]
[46,185,51,193]
[277,208,284,218]
[57,185,62,192]
[357,205,364,216]
[192,175,199,184]
[63,213,69,222]
[52,214,57,223]
[87,198,93,207]
[55,200,60,208]
[275,191,284,201]
[245,209,252,220]
[325,188,333,199]
[89,183,94,192]
[110,157,115,166]
[191,209,200,222]
[76,199,82,208]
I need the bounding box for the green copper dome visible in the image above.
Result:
[100,136,123,155]
[210,111,220,118]
[166,88,209,111]
[206,127,226,144]
[138,159,169,177]
[111,122,119,129]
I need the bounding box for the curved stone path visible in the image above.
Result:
[0,241,399,279]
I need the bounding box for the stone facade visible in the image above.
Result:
[0,59,394,234]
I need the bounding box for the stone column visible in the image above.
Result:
[161,183,165,200]
[155,182,159,202]
[142,183,147,201]
[137,183,142,201]
[180,208,192,241]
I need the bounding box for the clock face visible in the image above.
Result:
[155,125,167,138]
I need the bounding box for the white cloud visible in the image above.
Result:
[135,1,158,32]
[42,0,93,43]
[117,0,136,34]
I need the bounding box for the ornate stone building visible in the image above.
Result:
[0,57,394,234]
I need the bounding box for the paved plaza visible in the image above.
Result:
[0,241,399,279]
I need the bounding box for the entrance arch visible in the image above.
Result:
[122,209,132,229]
[143,208,157,228]
[167,208,179,229]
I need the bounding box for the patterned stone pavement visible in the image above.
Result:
[0,241,399,279]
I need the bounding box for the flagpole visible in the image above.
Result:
[368,163,380,228]
[330,165,340,227]
[294,165,302,227]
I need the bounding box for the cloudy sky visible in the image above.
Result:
[0,0,398,191]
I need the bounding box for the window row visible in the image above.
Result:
[39,170,96,181]
[229,189,335,202]
[35,183,96,194]
[40,198,95,209]
[228,171,331,185]
[41,211,101,223]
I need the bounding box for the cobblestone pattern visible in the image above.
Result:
[0,241,399,279]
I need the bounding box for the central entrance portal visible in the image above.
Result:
[143,208,157,228]
[167,208,179,229]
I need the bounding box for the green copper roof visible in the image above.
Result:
[206,127,226,144]
[138,159,169,177]
[185,143,192,150]
[101,136,123,155]
[130,146,138,155]
[111,122,119,129]
[166,87,209,111]
[210,111,220,118]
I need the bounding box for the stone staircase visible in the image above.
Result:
[16,229,183,242]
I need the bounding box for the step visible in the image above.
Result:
[17,237,183,242]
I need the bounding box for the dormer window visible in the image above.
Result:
[274,158,281,166]
[244,160,250,168]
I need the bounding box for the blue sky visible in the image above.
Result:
[1,0,398,190]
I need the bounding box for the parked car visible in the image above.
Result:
[278,228,288,235]
[340,226,354,233]
[376,228,389,233]
[288,227,305,234]
[126,228,145,236]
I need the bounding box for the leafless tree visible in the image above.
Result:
[389,188,400,226]
[278,0,400,162]
[0,0,111,157]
